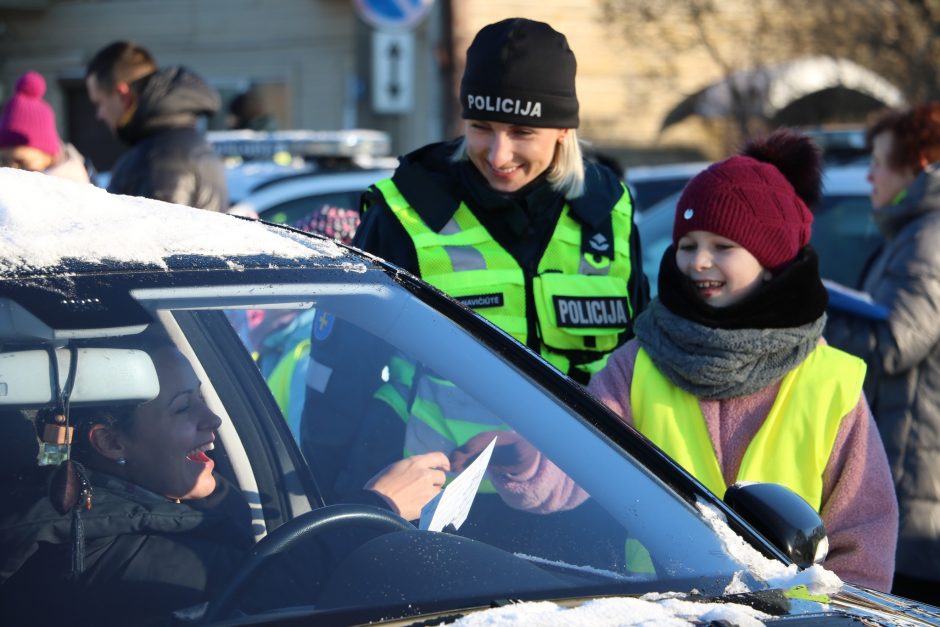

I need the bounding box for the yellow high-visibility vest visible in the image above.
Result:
[631,345,866,511]
[374,177,636,378]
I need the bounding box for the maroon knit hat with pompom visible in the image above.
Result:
[673,130,821,271]
[0,71,61,157]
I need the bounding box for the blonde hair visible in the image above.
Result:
[451,129,585,199]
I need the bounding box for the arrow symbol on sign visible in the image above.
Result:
[388,42,401,98]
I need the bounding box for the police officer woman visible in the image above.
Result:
[354,17,647,384]
[300,18,647,549]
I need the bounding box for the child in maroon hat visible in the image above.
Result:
[588,130,898,591]
[0,71,90,183]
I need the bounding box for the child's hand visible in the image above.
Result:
[450,431,538,476]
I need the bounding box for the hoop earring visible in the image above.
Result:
[116,457,127,466]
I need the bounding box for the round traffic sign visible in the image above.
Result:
[353,0,434,30]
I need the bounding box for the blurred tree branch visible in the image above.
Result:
[600,0,940,141]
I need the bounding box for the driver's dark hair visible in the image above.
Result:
[85,41,157,90]
[65,326,175,462]
[67,404,138,462]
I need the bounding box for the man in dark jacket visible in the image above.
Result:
[85,41,228,211]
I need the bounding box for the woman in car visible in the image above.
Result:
[588,130,898,591]
[825,103,940,604]
[0,338,256,624]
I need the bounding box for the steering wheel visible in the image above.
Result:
[204,503,415,621]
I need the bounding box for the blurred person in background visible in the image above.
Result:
[825,103,940,604]
[226,88,277,132]
[85,41,227,211]
[0,71,90,183]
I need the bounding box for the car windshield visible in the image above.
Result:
[156,270,751,603]
[0,260,784,621]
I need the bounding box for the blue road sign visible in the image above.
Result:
[353,0,434,30]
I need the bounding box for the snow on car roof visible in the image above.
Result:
[0,168,342,273]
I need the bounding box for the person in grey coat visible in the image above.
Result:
[85,41,228,211]
[825,102,940,605]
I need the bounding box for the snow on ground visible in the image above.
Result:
[695,500,843,596]
[0,168,341,272]
[445,595,770,626]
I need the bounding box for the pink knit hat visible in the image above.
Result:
[0,71,62,157]
[672,130,820,271]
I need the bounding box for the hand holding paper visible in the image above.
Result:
[450,430,538,476]
[365,451,450,521]
[419,436,497,532]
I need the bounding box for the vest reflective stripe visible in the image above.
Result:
[374,382,410,423]
[266,339,310,439]
[631,345,865,511]
[374,177,635,377]
[372,359,508,493]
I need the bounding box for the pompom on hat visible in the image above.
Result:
[460,18,579,129]
[0,71,62,157]
[673,130,822,271]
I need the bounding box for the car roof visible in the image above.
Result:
[0,169,388,338]
[0,169,364,278]
[225,159,317,204]
[639,161,870,218]
[207,129,392,162]
[821,162,869,196]
[624,161,712,182]
[231,168,394,216]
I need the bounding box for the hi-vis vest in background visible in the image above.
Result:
[374,354,508,492]
[631,345,866,511]
[373,177,636,379]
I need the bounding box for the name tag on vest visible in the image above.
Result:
[554,296,629,328]
[456,293,505,309]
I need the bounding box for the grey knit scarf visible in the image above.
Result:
[634,298,826,399]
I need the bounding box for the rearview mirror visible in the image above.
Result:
[724,482,828,569]
[0,348,159,406]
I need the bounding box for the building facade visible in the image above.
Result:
[0,0,905,173]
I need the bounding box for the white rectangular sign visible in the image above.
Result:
[372,30,414,114]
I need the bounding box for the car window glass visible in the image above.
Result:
[0,273,768,620]
[213,277,748,598]
[812,195,880,287]
[260,191,362,238]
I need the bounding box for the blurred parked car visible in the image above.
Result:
[637,163,880,295]
[625,161,710,213]
[211,128,394,206]
[0,169,935,625]
[210,130,393,239]
[229,167,392,234]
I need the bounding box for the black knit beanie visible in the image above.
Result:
[460,18,579,129]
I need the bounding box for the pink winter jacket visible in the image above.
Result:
[588,339,898,592]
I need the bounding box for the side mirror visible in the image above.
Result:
[724,482,828,569]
